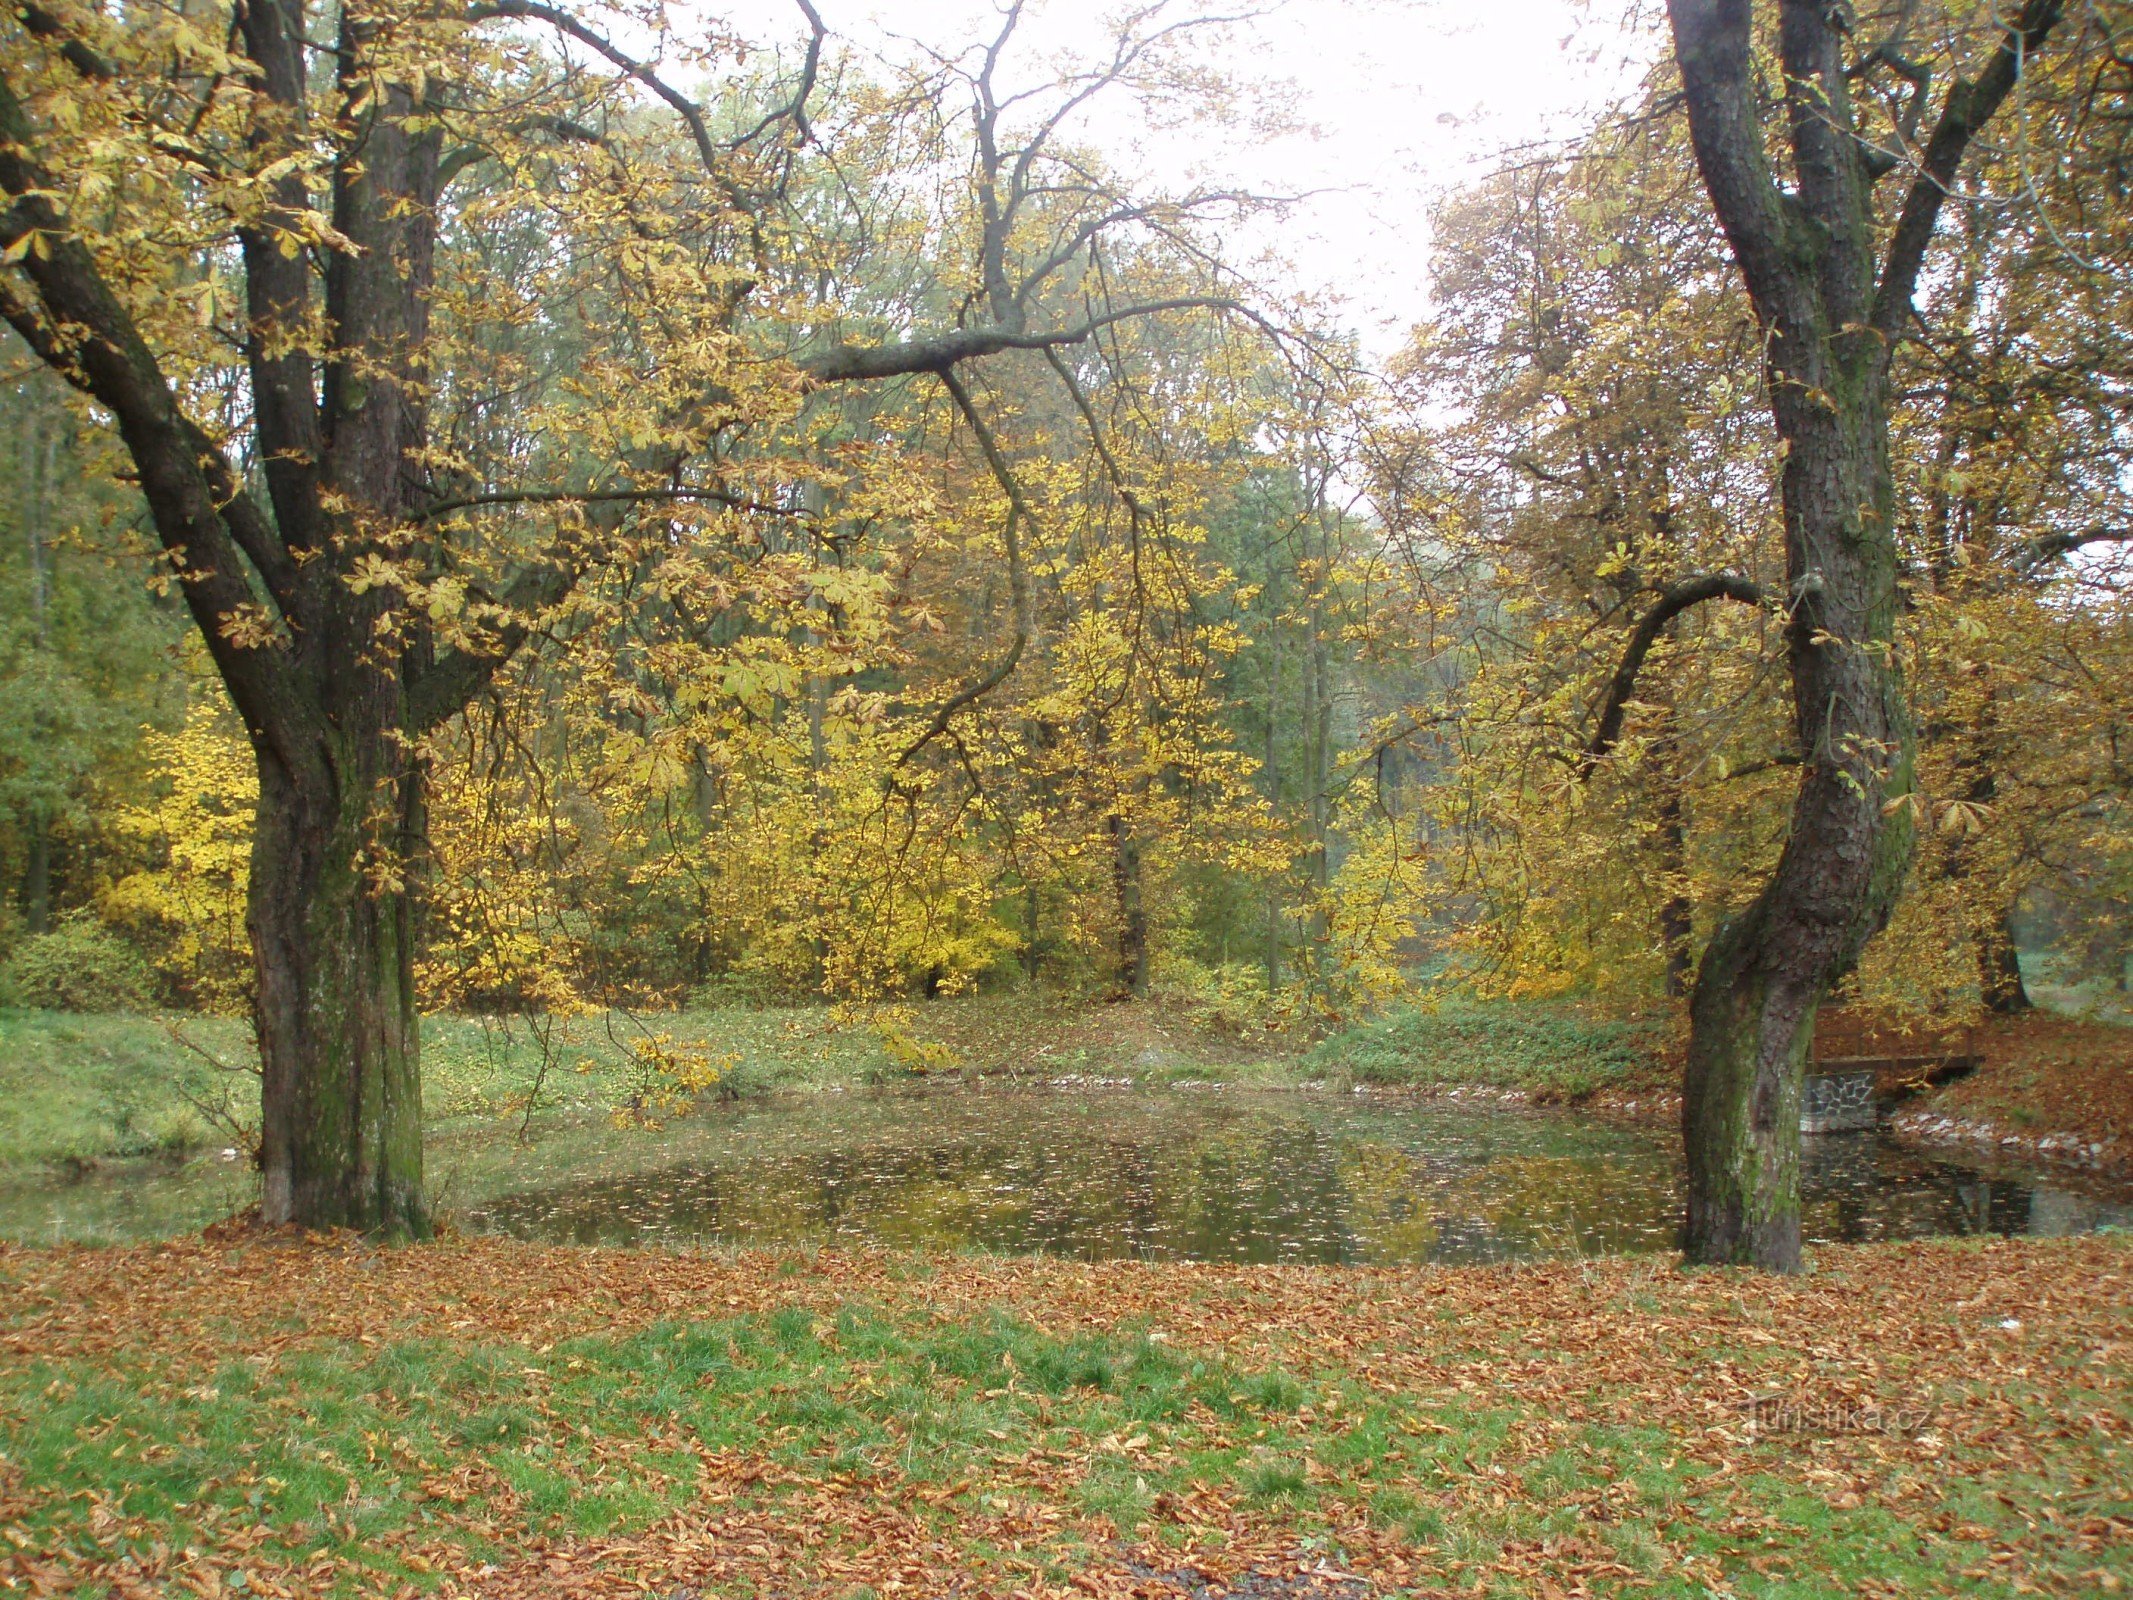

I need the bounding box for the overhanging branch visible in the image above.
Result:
[894,366,1036,766]
[1578,573,1766,779]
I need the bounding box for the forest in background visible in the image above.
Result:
[1,0,2123,1031]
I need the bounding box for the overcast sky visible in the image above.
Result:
[710,0,1661,355]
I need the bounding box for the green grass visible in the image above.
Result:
[0,1005,894,1174]
[0,1010,256,1169]
[1304,999,1670,1099]
[3,1287,2113,1598]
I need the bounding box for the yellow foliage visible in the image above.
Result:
[101,699,255,1014]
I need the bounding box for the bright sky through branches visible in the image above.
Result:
[716,0,1659,355]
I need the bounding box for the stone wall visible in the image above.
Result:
[1801,1067,1878,1134]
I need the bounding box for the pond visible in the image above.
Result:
[5,1085,2127,1261]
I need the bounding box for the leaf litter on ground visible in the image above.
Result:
[0,1230,2126,1598]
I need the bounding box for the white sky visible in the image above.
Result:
[713,0,1661,356]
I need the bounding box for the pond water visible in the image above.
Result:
[13,1086,2119,1263]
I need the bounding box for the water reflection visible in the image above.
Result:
[462,1088,2133,1264]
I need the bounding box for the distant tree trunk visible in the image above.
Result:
[1300,505,1333,970]
[1667,0,2061,1268]
[1652,692,1695,999]
[1263,571,1284,992]
[21,408,54,935]
[1978,907,2032,1015]
[1023,880,1042,981]
[1657,800,1694,1000]
[20,814,50,938]
[1111,812,1149,997]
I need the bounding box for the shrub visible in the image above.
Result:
[0,917,156,1013]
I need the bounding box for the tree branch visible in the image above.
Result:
[2017,525,2132,570]
[801,296,1240,385]
[895,366,1035,765]
[418,486,800,522]
[1666,0,1812,330]
[235,0,328,559]
[1872,0,2066,339]
[725,0,826,148]
[468,0,723,177]
[1578,573,1766,779]
[406,548,584,732]
[0,69,310,753]
[14,2,113,80]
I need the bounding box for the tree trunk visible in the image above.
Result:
[241,30,441,1235]
[21,399,53,935]
[1658,830,1694,999]
[251,724,428,1234]
[1111,813,1149,997]
[1653,694,1694,999]
[1023,880,1042,981]
[1680,396,1914,1270]
[1263,574,1284,992]
[1660,0,2064,1269]
[1978,907,2032,1014]
[21,810,50,937]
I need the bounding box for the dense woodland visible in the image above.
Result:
[0,0,2127,1265]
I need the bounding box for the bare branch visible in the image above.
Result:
[418,486,800,522]
[2017,525,2133,569]
[1872,0,2068,339]
[468,0,723,177]
[801,295,1241,384]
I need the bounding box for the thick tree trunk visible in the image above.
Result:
[242,31,441,1236]
[251,725,428,1234]
[1655,0,2059,1270]
[1680,395,1915,1269]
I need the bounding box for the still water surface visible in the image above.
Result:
[7,1087,2127,1261]
[463,1088,2129,1264]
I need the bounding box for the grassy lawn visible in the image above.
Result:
[1301,1001,1673,1100]
[0,1233,2125,1598]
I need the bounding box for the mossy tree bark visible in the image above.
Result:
[252,729,427,1233]
[1665,0,2063,1267]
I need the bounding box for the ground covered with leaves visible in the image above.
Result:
[1,1232,2126,1599]
[1897,1016,2133,1176]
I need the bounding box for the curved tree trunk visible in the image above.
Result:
[1665,0,2057,1269]
[1680,399,1915,1270]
